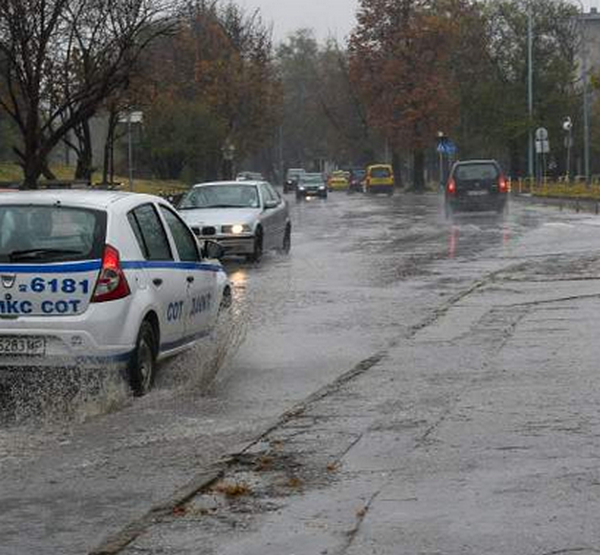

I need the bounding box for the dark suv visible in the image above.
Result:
[444,160,508,216]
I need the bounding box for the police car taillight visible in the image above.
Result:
[92,245,131,303]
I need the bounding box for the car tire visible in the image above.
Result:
[281,225,291,254]
[128,320,157,397]
[247,230,263,262]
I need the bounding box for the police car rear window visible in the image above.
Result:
[0,205,106,263]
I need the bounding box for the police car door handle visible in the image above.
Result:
[186,276,195,283]
[152,278,163,287]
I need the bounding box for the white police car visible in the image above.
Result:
[0,190,231,395]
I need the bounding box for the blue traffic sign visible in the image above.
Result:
[436,138,457,155]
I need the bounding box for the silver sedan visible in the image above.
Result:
[178,181,291,262]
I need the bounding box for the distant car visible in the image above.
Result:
[327,171,349,191]
[364,164,394,195]
[444,159,508,217]
[348,169,366,194]
[178,181,291,262]
[236,171,263,181]
[284,168,306,194]
[296,173,327,199]
[0,190,231,396]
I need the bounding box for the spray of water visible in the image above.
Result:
[156,300,249,394]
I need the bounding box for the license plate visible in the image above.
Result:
[467,190,488,196]
[0,336,46,356]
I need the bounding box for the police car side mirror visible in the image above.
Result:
[203,240,224,260]
[264,200,278,210]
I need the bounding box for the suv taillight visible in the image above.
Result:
[92,245,131,303]
[447,179,457,194]
[498,175,508,193]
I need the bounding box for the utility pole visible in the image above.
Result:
[127,115,133,192]
[278,125,284,186]
[580,6,591,184]
[527,4,534,180]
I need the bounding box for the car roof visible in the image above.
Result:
[0,189,161,209]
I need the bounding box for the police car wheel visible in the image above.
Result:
[128,321,157,397]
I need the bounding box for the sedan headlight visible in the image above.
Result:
[222,224,252,235]
[319,185,326,190]
[299,186,305,191]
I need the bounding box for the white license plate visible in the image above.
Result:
[0,336,46,356]
[467,190,488,196]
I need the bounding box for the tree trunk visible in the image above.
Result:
[19,120,44,189]
[41,163,56,180]
[103,110,119,185]
[411,149,425,192]
[392,149,403,189]
[74,121,93,182]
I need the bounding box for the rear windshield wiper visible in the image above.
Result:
[9,248,83,261]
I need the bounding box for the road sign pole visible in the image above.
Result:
[528,5,534,180]
[567,130,572,182]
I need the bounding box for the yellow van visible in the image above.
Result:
[365,164,394,195]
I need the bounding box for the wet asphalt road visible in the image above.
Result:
[0,191,594,554]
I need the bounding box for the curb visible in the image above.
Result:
[89,467,224,555]
[87,353,389,554]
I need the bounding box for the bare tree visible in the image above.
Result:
[0,0,173,188]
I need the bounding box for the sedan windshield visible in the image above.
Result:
[303,176,324,184]
[179,185,260,209]
[0,205,106,263]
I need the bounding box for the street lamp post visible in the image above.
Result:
[570,0,591,183]
[222,140,236,180]
[437,131,445,185]
[563,116,573,181]
[118,110,143,192]
[527,4,534,180]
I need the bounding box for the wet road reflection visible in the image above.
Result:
[0,190,577,555]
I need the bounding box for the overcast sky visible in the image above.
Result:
[238,0,599,45]
[238,0,360,43]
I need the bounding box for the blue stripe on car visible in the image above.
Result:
[0,260,223,273]
[0,260,102,273]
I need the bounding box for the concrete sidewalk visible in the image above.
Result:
[115,245,600,555]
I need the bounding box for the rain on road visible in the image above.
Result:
[2,191,599,554]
